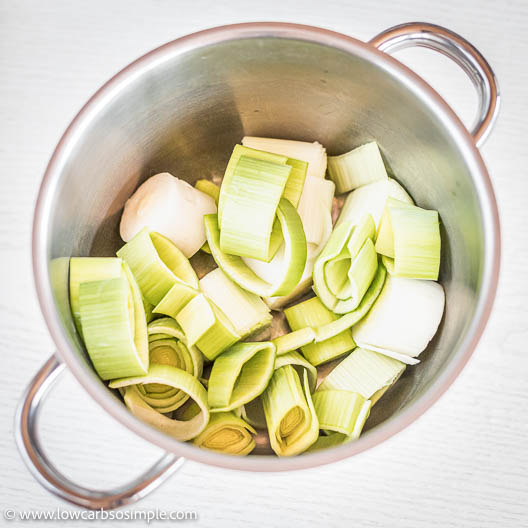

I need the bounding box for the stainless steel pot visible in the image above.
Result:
[17,21,500,510]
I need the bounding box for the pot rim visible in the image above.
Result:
[32,22,501,472]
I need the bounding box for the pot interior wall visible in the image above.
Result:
[44,36,485,449]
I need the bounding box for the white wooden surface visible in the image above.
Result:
[1,0,527,526]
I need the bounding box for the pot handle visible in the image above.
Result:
[369,22,500,147]
[15,355,184,510]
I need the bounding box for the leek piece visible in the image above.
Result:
[192,412,256,455]
[274,351,317,393]
[318,347,405,401]
[313,263,386,342]
[352,275,445,362]
[199,268,272,339]
[328,142,388,194]
[208,342,276,412]
[219,155,291,261]
[195,179,220,203]
[272,327,316,356]
[284,297,355,366]
[282,158,308,208]
[262,365,318,456]
[152,281,200,319]
[240,398,267,429]
[242,137,327,180]
[111,364,209,441]
[218,144,289,224]
[117,228,198,305]
[69,257,123,337]
[306,432,348,452]
[175,294,240,361]
[312,390,371,439]
[204,198,307,297]
[79,274,148,380]
[147,317,186,342]
[119,173,217,258]
[142,296,155,324]
[375,198,441,280]
[313,216,378,313]
[336,178,413,229]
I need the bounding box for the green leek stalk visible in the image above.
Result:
[313,215,378,313]
[262,365,319,456]
[204,197,307,298]
[284,297,356,366]
[192,412,256,455]
[78,262,149,380]
[274,351,317,393]
[117,228,199,306]
[208,342,276,412]
[375,198,441,280]
[110,364,209,441]
[195,180,220,254]
[327,142,388,194]
[272,327,316,356]
[199,268,272,339]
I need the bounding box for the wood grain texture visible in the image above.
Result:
[1,0,527,526]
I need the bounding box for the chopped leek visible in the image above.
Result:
[313,215,378,313]
[274,351,317,393]
[220,155,291,261]
[284,297,356,366]
[111,364,209,441]
[242,137,327,180]
[240,398,267,429]
[199,268,272,339]
[272,327,316,356]
[352,275,445,363]
[175,294,239,361]
[208,342,276,412]
[306,432,348,452]
[336,178,413,229]
[195,179,220,203]
[192,412,256,455]
[262,365,319,456]
[79,272,148,380]
[375,198,441,280]
[312,390,371,439]
[152,281,200,319]
[69,257,123,337]
[119,172,217,258]
[117,228,198,305]
[328,142,388,194]
[204,198,307,297]
[318,347,405,402]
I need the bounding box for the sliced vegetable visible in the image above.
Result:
[119,173,217,258]
[192,412,256,455]
[152,281,200,319]
[313,215,378,313]
[352,275,445,363]
[175,294,240,361]
[69,257,123,337]
[79,270,149,380]
[195,179,220,203]
[204,198,307,297]
[306,432,348,452]
[318,347,405,403]
[208,342,276,412]
[312,390,371,439]
[240,398,267,430]
[117,228,198,305]
[111,364,209,441]
[199,268,272,339]
[274,351,317,393]
[336,178,413,229]
[272,327,316,356]
[284,297,355,366]
[242,137,327,180]
[262,365,319,456]
[375,198,441,280]
[328,142,388,194]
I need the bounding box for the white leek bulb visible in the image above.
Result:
[120,173,217,258]
[352,275,445,363]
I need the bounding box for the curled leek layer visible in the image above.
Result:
[78,262,148,380]
[284,296,356,366]
[208,342,276,412]
[204,197,307,298]
[272,328,316,356]
[262,365,319,456]
[274,351,317,394]
[313,215,378,314]
[109,364,209,441]
[192,412,256,455]
[117,228,199,306]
